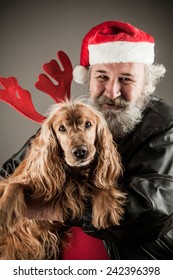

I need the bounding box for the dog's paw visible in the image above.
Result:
[0,183,27,233]
[92,189,126,229]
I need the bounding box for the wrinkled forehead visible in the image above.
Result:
[51,104,97,126]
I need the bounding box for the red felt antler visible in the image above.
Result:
[35,50,73,102]
[0,51,73,123]
[0,77,46,123]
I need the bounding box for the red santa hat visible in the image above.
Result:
[73,20,155,84]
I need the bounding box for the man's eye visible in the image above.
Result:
[97,75,109,81]
[85,121,92,128]
[119,77,132,84]
[59,125,66,132]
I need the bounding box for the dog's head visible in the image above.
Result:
[44,101,103,167]
[38,100,123,190]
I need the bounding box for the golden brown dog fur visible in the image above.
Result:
[0,100,126,260]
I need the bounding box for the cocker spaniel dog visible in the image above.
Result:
[0,100,126,260]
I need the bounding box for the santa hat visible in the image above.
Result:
[73,20,155,84]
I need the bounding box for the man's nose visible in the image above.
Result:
[104,79,121,99]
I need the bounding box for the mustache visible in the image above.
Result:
[94,96,129,109]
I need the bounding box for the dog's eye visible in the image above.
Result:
[85,121,92,129]
[59,125,66,132]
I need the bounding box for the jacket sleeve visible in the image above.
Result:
[81,124,173,244]
[0,134,36,179]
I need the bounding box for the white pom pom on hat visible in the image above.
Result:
[73,65,88,84]
[73,20,155,84]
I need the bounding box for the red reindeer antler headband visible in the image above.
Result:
[0,51,73,123]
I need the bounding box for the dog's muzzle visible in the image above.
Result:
[71,145,88,160]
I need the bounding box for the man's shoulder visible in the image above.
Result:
[136,96,173,140]
[148,96,173,122]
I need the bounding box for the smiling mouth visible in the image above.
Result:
[103,103,116,109]
[102,103,124,110]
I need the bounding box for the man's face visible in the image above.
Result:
[89,62,148,139]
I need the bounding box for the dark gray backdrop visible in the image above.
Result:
[0,0,172,167]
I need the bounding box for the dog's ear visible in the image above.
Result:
[94,118,123,190]
[26,118,66,198]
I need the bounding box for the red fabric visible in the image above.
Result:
[0,51,72,123]
[0,77,45,123]
[35,51,72,103]
[62,226,109,260]
[80,21,154,67]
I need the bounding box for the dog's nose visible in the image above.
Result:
[72,145,87,160]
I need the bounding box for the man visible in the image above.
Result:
[1,20,173,259]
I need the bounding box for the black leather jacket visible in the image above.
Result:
[1,96,173,259]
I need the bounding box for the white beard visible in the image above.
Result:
[90,95,149,140]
